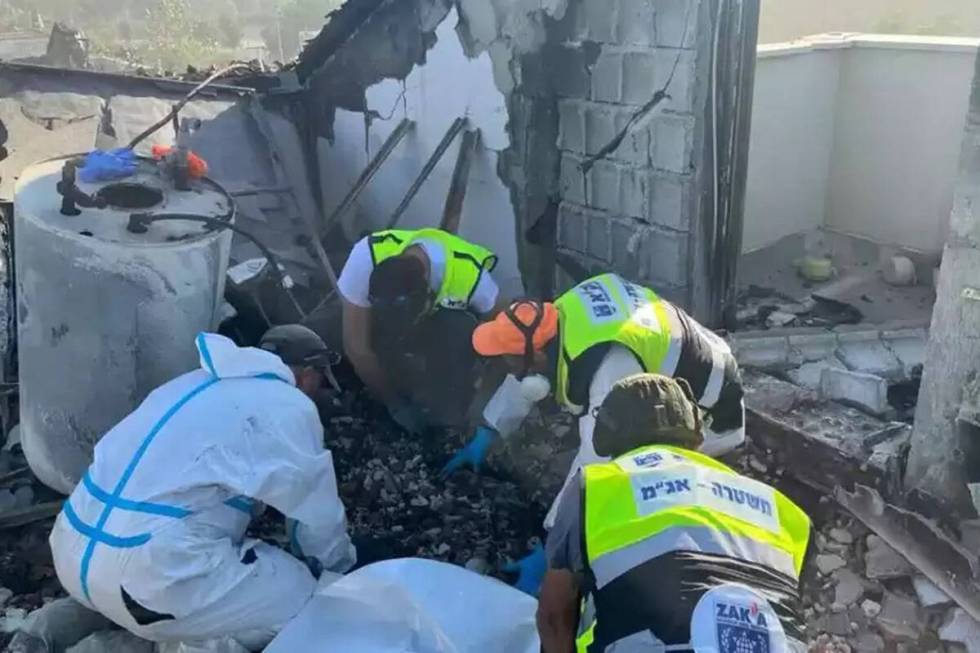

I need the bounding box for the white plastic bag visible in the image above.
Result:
[66,630,154,653]
[266,558,540,653]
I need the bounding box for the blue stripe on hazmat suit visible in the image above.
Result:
[49,333,356,650]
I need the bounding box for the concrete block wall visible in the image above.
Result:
[552,0,703,303]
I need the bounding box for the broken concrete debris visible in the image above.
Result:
[816,553,848,576]
[939,609,980,653]
[864,535,915,580]
[876,592,923,641]
[912,576,953,609]
[820,368,890,417]
[832,569,865,606]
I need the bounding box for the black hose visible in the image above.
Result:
[127,212,305,320]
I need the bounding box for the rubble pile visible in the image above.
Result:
[735,286,862,331]
[734,446,980,653]
[0,369,974,652]
[319,373,553,577]
[0,447,67,647]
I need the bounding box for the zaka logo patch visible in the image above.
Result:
[715,601,771,653]
[632,452,664,467]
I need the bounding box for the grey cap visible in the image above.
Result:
[259,324,336,367]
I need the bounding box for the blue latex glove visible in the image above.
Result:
[388,401,427,435]
[503,545,547,597]
[440,426,496,478]
[78,148,137,183]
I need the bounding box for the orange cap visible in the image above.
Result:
[472,302,559,357]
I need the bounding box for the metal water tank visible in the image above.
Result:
[14,156,233,493]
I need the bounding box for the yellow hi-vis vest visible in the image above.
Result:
[553,273,678,409]
[576,445,811,652]
[367,228,498,311]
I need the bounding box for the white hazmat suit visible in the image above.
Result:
[49,333,355,650]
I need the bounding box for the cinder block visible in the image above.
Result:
[655,0,698,49]
[731,335,792,370]
[880,328,927,375]
[553,45,591,99]
[617,0,656,47]
[835,331,904,380]
[557,202,588,254]
[580,0,619,43]
[587,159,623,214]
[651,115,694,173]
[584,105,617,156]
[560,154,587,205]
[640,227,687,286]
[586,213,612,263]
[591,50,623,103]
[619,169,647,219]
[788,332,839,363]
[820,368,890,416]
[558,100,586,154]
[657,48,696,113]
[610,218,637,269]
[621,51,659,106]
[612,108,650,166]
[610,217,640,274]
[648,173,689,231]
[787,358,845,391]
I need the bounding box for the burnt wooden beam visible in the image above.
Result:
[439,128,479,234]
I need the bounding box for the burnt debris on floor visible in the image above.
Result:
[319,364,550,577]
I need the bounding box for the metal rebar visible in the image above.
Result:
[386,117,466,230]
[440,128,480,234]
[321,118,414,238]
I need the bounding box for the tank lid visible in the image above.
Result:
[14,157,234,245]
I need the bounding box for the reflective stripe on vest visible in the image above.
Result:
[577,446,810,652]
[583,445,811,583]
[368,228,498,310]
[553,274,682,409]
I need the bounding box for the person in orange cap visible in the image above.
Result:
[444,273,746,550]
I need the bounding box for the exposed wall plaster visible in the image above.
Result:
[318,8,528,295]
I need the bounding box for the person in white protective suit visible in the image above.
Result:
[49,326,356,651]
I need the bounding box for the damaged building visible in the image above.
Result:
[0,0,979,650]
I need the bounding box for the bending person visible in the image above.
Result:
[50,326,355,651]
[538,374,812,652]
[338,227,507,433]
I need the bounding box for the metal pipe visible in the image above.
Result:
[386,117,466,230]
[127,63,255,150]
[321,118,413,238]
[440,128,479,234]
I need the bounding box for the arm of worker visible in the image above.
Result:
[700,354,746,457]
[338,238,398,405]
[481,374,538,438]
[468,268,508,319]
[538,474,585,653]
[215,402,356,574]
[576,345,644,453]
[341,299,398,403]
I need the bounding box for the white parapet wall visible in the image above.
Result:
[743,33,979,255]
